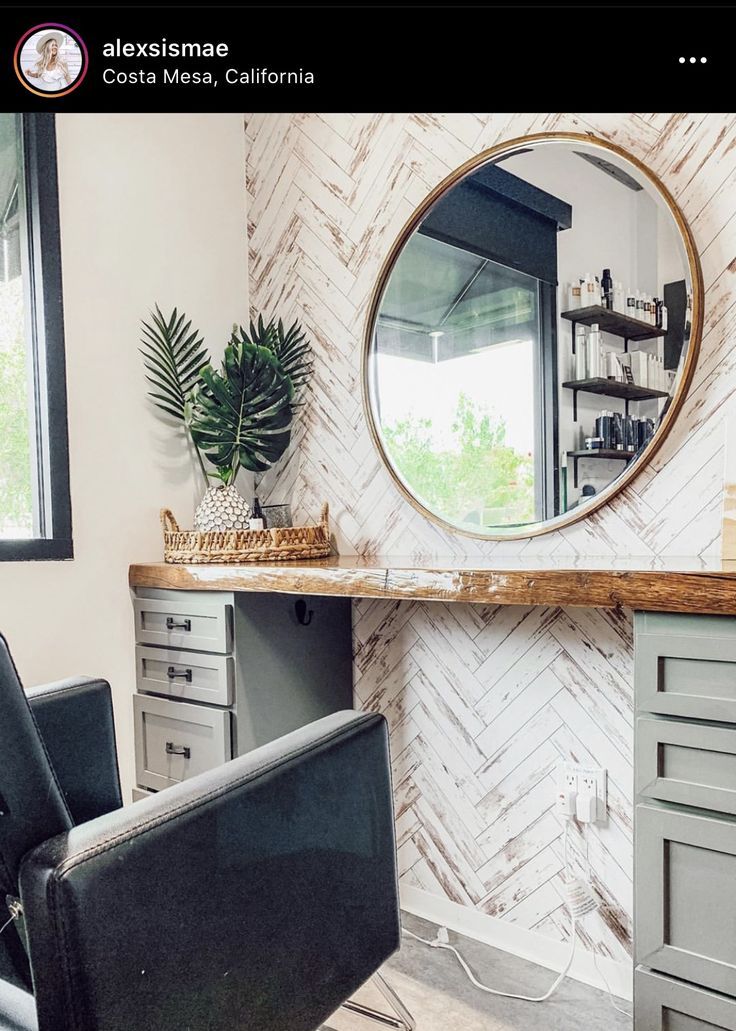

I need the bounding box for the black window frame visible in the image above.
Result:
[0,113,72,561]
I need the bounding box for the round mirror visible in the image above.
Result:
[364,133,703,539]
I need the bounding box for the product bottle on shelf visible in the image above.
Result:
[560,454,568,512]
[614,281,625,314]
[601,269,613,310]
[575,327,587,380]
[586,324,601,377]
[249,496,266,530]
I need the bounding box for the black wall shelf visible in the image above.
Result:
[562,305,666,342]
[566,448,637,488]
[562,377,669,420]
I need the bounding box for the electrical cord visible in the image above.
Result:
[402,818,631,1015]
[401,822,577,1003]
[582,831,632,1019]
[402,923,577,1003]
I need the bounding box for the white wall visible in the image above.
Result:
[503,145,689,503]
[0,113,248,799]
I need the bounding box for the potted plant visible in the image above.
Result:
[140,306,312,530]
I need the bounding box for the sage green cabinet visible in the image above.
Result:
[635,612,736,1029]
[636,612,736,723]
[131,587,354,796]
[636,716,736,815]
[636,802,736,997]
[635,968,736,1030]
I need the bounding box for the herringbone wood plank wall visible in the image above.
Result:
[244,113,736,963]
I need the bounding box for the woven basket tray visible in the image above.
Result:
[160,502,332,564]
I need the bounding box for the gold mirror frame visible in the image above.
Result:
[362,131,704,541]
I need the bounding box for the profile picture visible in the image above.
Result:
[14,24,88,97]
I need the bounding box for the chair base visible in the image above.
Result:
[324,972,415,1031]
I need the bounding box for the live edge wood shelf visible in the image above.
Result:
[129,556,736,616]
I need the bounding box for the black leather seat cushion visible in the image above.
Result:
[21,712,399,1031]
[0,638,72,898]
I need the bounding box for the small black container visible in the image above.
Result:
[595,413,613,450]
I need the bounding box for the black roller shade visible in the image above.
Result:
[419,163,571,286]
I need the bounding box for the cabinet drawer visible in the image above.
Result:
[637,716,736,815]
[636,612,736,722]
[136,645,233,707]
[636,803,736,996]
[133,596,232,653]
[133,694,231,792]
[635,967,736,1030]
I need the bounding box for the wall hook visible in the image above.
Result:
[294,599,313,626]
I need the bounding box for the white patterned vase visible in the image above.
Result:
[194,485,251,531]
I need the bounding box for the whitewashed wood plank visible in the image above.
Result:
[475,667,564,761]
[476,810,561,893]
[409,699,486,809]
[476,633,564,726]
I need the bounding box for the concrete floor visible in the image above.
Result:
[325,913,631,1031]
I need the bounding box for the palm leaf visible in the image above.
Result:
[190,340,294,475]
[140,304,209,423]
[232,314,313,400]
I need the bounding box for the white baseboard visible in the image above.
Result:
[400,884,633,1003]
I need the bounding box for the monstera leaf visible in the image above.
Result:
[140,305,209,424]
[231,315,313,399]
[190,340,294,480]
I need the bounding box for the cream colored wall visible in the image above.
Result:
[0,113,248,799]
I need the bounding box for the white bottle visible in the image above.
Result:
[648,354,656,389]
[586,325,601,378]
[583,273,597,308]
[632,351,648,387]
[575,336,587,380]
[661,303,668,331]
[613,281,625,313]
[568,282,581,310]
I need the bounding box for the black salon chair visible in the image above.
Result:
[0,634,414,1031]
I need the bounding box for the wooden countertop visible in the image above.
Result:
[129,555,736,614]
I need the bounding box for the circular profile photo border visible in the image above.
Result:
[14,23,89,98]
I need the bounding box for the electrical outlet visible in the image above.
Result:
[555,762,607,824]
[555,762,579,816]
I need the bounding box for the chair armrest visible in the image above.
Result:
[26,677,122,825]
[19,710,399,1031]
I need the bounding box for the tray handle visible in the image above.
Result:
[160,508,180,533]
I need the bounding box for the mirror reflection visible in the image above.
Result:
[367,138,695,537]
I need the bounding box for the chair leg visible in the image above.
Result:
[336,972,415,1030]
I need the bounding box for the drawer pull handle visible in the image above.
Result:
[166,742,191,759]
[166,617,191,632]
[167,666,193,682]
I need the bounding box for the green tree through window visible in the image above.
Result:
[0,277,32,535]
[382,393,534,529]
